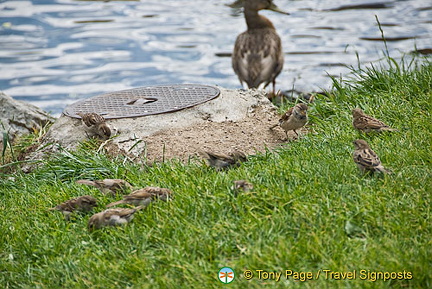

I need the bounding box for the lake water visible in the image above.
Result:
[1,0,431,116]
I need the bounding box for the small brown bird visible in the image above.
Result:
[106,186,173,208]
[271,103,308,139]
[50,195,97,221]
[77,112,105,126]
[352,139,391,174]
[93,122,111,139]
[88,207,143,231]
[76,179,133,196]
[352,108,398,133]
[232,180,254,194]
[77,112,111,139]
[201,150,247,171]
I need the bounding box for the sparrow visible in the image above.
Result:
[93,122,111,139]
[77,112,111,139]
[77,112,105,126]
[106,186,173,208]
[88,206,143,231]
[200,150,247,171]
[76,179,133,196]
[270,103,308,139]
[231,180,254,196]
[352,108,398,133]
[352,139,391,174]
[49,195,97,221]
[345,220,367,240]
[232,180,254,192]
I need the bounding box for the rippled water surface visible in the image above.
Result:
[1,0,431,116]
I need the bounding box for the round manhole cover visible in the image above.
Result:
[63,84,221,119]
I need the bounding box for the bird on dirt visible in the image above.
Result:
[270,103,308,139]
[232,0,289,96]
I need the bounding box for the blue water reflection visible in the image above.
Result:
[0,0,431,116]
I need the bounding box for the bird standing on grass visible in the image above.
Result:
[352,139,391,174]
[231,180,254,196]
[201,150,247,171]
[232,0,288,96]
[232,180,254,192]
[106,187,173,208]
[50,195,97,221]
[352,108,398,133]
[88,207,143,231]
[270,103,308,139]
[77,112,111,139]
[76,179,133,196]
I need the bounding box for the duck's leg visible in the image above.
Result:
[267,79,277,99]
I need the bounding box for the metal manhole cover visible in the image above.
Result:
[63,84,221,119]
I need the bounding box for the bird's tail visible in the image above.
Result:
[376,166,392,174]
[76,179,97,187]
[134,205,146,212]
[381,127,399,132]
[197,150,210,159]
[106,200,125,208]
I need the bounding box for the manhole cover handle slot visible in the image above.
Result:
[125,98,158,106]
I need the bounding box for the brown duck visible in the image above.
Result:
[232,0,288,95]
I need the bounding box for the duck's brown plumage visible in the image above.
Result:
[232,0,288,93]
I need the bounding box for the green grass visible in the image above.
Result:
[1,57,431,289]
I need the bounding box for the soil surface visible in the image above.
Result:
[137,106,303,164]
[25,88,308,169]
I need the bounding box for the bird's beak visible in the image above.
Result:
[269,3,290,15]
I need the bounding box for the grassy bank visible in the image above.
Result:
[1,57,431,289]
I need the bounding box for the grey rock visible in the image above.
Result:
[0,92,55,140]
[24,87,286,170]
